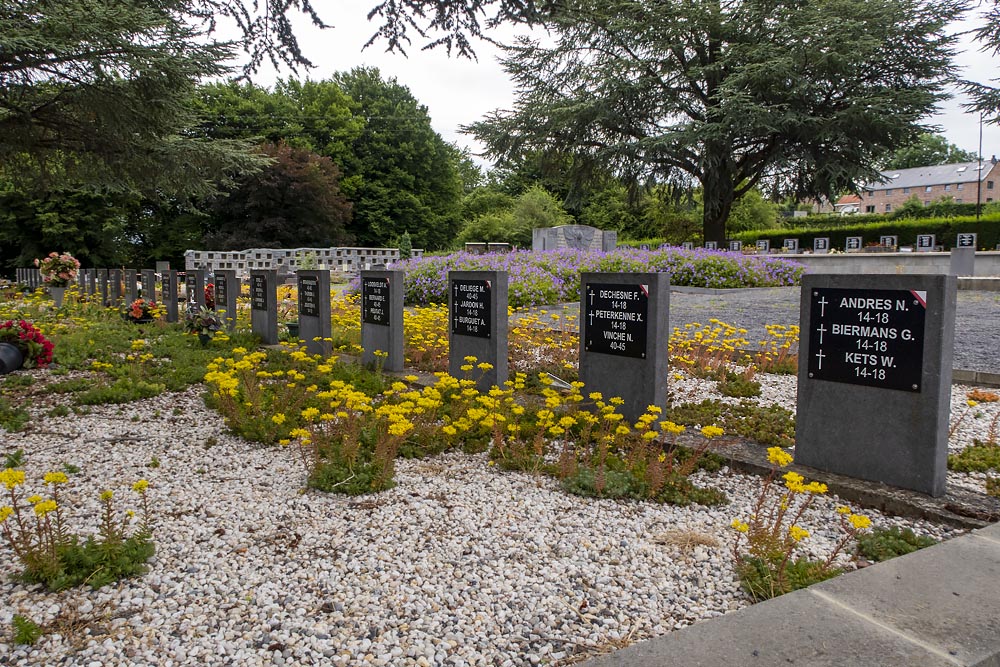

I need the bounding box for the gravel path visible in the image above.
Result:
[529,287,1000,375]
[3,368,994,666]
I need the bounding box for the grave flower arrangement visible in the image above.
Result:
[0,320,55,367]
[33,252,80,287]
[185,306,222,335]
[123,298,158,323]
[204,283,216,310]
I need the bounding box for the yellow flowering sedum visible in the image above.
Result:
[731,519,749,533]
[766,447,793,467]
[788,525,810,542]
[132,479,149,493]
[700,425,724,439]
[0,505,12,523]
[33,499,58,517]
[0,468,26,489]
[849,514,872,530]
[43,471,68,485]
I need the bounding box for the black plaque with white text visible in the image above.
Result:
[451,279,492,338]
[186,274,197,298]
[584,283,649,359]
[956,233,977,248]
[808,288,926,392]
[362,277,390,326]
[215,276,228,306]
[251,274,267,311]
[298,276,319,317]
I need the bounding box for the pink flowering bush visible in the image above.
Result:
[33,252,80,287]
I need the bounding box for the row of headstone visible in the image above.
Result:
[16,260,959,499]
[677,233,981,254]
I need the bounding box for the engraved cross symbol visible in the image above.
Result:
[815,349,825,370]
[817,296,829,317]
[815,324,827,344]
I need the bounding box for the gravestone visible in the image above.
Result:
[125,269,139,304]
[163,271,179,323]
[845,236,863,252]
[950,247,975,276]
[640,244,650,251]
[916,234,935,252]
[141,270,156,302]
[296,270,331,357]
[82,269,96,296]
[756,239,770,253]
[580,272,670,423]
[795,274,956,496]
[186,270,207,308]
[487,243,512,253]
[361,270,405,371]
[448,271,508,391]
[813,237,830,254]
[783,238,800,253]
[532,225,617,252]
[96,269,109,307]
[109,269,123,305]
[956,233,977,249]
[250,270,279,345]
[880,235,898,248]
[682,241,695,251]
[465,243,488,255]
[214,270,238,331]
[728,240,743,252]
[704,241,718,250]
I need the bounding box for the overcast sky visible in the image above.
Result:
[251,3,1000,169]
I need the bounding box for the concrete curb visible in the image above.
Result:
[579,522,1000,667]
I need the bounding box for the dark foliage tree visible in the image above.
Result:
[333,67,463,250]
[467,0,965,242]
[883,132,978,170]
[204,143,352,250]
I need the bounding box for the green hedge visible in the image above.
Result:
[734,215,1000,250]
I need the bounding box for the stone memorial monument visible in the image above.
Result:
[186,269,207,308]
[250,270,278,345]
[214,270,238,331]
[141,269,156,302]
[532,225,617,252]
[361,270,405,371]
[448,271,508,391]
[296,270,331,357]
[795,274,956,496]
[579,272,670,422]
[163,271,179,323]
[125,269,139,304]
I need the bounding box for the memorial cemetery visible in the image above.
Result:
[2,242,998,666]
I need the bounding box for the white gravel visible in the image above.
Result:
[0,369,989,666]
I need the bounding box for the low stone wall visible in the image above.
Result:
[773,251,1000,277]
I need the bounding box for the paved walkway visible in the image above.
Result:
[526,286,1000,375]
[581,521,1000,667]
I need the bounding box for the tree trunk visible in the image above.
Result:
[701,168,736,245]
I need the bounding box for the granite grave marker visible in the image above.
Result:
[449,271,508,391]
[795,274,956,496]
[250,270,278,345]
[361,270,405,371]
[580,272,669,422]
[297,270,331,356]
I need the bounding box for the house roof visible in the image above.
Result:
[866,161,993,191]
[836,194,861,206]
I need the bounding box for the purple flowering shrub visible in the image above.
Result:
[354,248,804,308]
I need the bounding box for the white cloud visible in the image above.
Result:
[248,2,1000,169]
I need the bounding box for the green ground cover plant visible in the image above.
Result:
[855,526,937,562]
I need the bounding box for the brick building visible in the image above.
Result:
[838,158,1000,214]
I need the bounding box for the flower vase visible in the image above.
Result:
[0,342,24,374]
[50,285,66,308]
[198,332,211,347]
[286,321,300,339]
